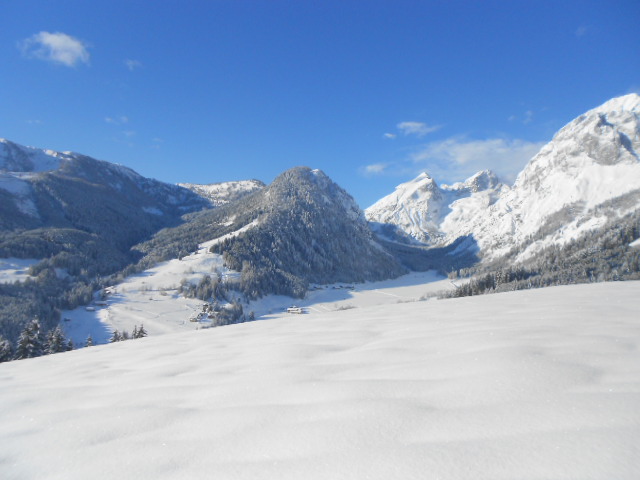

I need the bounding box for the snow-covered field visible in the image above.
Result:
[2,281,639,479]
[0,258,38,284]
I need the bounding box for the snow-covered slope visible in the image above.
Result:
[2,281,639,480]
[367,94,640,260]
[0,138,68,173]
[483,93,640,259]
[178,179,265,206]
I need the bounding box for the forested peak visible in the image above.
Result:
[262,166,363,221]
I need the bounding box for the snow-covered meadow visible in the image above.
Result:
[2,281,639,479]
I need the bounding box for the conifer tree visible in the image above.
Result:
[136,324,148,338]
[0,335,12,363]
[46,326,67,354]
[14,318,45,359]
[109,330,121,343]
[85,335,94,347]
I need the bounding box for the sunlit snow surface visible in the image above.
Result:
[2,281,639,479]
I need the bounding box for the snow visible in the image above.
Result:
[143,206,164,216]
[60,220,264,344]
[0,174,39,217]
[366,94,640,262]
[178,180,264,206]
[61,230,447,345]
[365,170,503,245]
[0,138,66,172]
[1,280,639,479]
[0,258,38,284]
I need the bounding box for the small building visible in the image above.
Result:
[286,306,304,314]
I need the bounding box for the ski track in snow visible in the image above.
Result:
[1,281,639,479]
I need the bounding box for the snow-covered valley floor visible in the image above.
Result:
[58,233,453,345]
[2,281,639,479]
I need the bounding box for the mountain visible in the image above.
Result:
[366,170,504,245]
[0,139,208,241]
[178,179,265,206]
[138,167,406,299]
[367,93,640,263]
[0,139,209,342]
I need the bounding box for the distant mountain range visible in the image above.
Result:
[178,179,265,206]
[1,93,639,348]
[366,93,640,264]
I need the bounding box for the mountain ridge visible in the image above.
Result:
[366,93,640,262]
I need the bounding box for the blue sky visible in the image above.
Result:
[2,1,639,207]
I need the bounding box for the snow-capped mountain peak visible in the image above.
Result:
[366,170,504,244]
[368,94,640,262]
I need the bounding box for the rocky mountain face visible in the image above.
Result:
[366,170,504,245]
[178,179,265,206]
[367,93,640,263]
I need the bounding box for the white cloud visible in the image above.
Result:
[105,116,129,125]
[362,163,389,176]
[19,31,90,67]
[397,121,441,137]
[383,133,397,139]
[125,59,142,71]
[409,137,545,184]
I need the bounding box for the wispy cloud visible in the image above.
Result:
[19,31,90,67]
[105,116,129,125]
[508,110,535,125]
[125,59,142,71]
[397,121,441,137]
[575,25,588,38]
[523,110,534,125]
[383,133,397,139]
[409,136,545,184]
[361,163,389,176]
